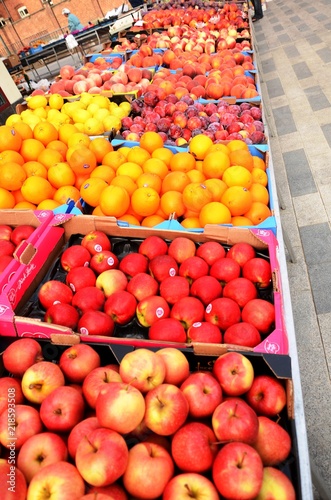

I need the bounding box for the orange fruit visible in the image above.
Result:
[14,201,37,209]
[0,150,24,166]
[33,122,58,146]
[99,185,130,217]
[53,185,81,205]
[229,149,254,172]
[205,143,229,156]
[222,165,253,189]
[204,178,228,202]
[152,147,174,166]
[116,162,143,181]
[249,183,269,205]
[202,151,230,179]
[23,161,48,179]
[0,125,22,152]
[21,176,54,204]
[12,122,33,140]
[20,138,45,162]
[111,175,137,196]
[160,190,185,217]
[139,131,164,154]
[142,158,169,179]
[227,139,249,152]
[58,124,79,145]
[127,147,151,166]
[80,177,108,207]
[125,204,144,222]
[90,165,116,184]
[169,152,196,173]
[244,202,272,225]
[199,202,232,226]
[187,170,206,183]
[0,162,26,191]
[67,132,91,149]
[141,215,165,227]
[251,168,268,187]
[253,156,267,171]
[231,216,253,226]
[37,199,61,210]
[221,186,253,216]
[181,217,201,229]
[102,150,127,171]
[182,182,213,212]
[0,187,15,208]
[92,206,105,216]
[48,162,76,188]
[136,173,162,193]
[131,187,160,217]
[12,189,26,204]
[119,214,141,225]
[118,146,131,159]
[46,140,68,160]
[37,149,64,170]
[161,171,191,194]
[68,147,97,176]
[189,134,213,160]
[89,137,114,163]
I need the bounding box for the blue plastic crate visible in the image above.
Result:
[88,53,124,63]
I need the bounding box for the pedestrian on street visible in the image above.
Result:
[62,8,84,33]
[252,0,263,22]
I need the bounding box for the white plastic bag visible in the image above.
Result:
[65,34,78,50]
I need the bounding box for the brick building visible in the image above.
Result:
[0,0,129,56]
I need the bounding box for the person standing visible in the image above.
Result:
[252,0,263,22]
[62,8,84,33]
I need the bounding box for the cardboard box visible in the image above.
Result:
[2,55,21,69]
[3,214,288,354]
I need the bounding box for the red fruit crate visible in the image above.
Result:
[0,214,288,355]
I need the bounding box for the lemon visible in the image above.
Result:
[79,92,94,107]
[91,95,110,110]
[72,109,92,124]
[119,101,131,113]
[110,107,126,119]
[49,93,64,110]
[26,95,48,110]
[83,118,104,136]
[5,114,22,126]
[94,108,110,122]
[103,115,121,132]
[33,107,47,119]
[87,103,100,116]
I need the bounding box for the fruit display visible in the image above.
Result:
[0,336,298,499]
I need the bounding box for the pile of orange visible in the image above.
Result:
[0,125,270,227]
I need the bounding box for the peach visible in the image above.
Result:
[190,85,206,98]
[127,68,143,83]
[206,83,224,100]
[130,54,143,67]
[231,84,246,99]
[139,44,153,57]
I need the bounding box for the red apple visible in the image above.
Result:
[66,266,96,292]
[77,310,115,336]
[119,348,166,393]
[163,472,220,500]
[212,442,264,499]
[2,338,43,377]
[67,417,100,459]
[59,344,101,384]
[190,275,223,305]
[136,295,170,327]
[0,404,43,450]
[172,422,218,473]
[179,256,209,284]
[212,397,259,445]
[82,366,122,409]
[119,252,149,278]
[0,254,14,272]
[75,427,128,487]
[148,317,187,343]
[245,375,287,417]
[149,254,178,282]
[81,230,111,255]
[170,296,205,329]
[223,277,258,308]
[212,352,254,396]
[88,483,128,500]
[180,371,223,418]
[0,377,24,414]
[89,250,119,274]
[241,299,275,335]
[256,467,296,499]
[17,432,68,483]
[72,286,105,314]
[139,235,168,260]
[252,416,292,465]
[168,237,196,263]
[243,258,272,288]
[123,442,174,498]
[159,276,190,304]
[126,272,159,301]
[144,383,189,436]
[224,322,262,347]
[40,386,85,433]
[196,241,226,265]
[155,348,190,386]
[187,321,222,343]
[96,382,145,434]
[10,225,35,246]
[95,269,128,298]
[60,245,91,271]
[21,361,65,404]
[210,257,241,284]
[0,239,15,256]
[0,459,27,500]
[104,290,137,324]
[0,224,13,240]
[205,297,241,331]
[27,461,85,499]
[38,280,73,310]
[44,303,80,330]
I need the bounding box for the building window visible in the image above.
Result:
[0,18,6,27]
[18,6,29,18]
